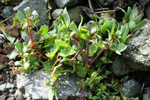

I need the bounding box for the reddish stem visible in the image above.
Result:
[89,47,107,66]
[27,17,49,60]
[77,41,89,65]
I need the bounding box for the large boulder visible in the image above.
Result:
[16,71,50,100]
[13,0,49,27]
[112,56,132,76]
[53,0,81,8]
[3,6,16,23]
[57,73,89,100]
[123,22,150,71]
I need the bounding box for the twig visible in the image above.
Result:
[95,10,115,14]
[94,0,105,11]
[88,0,94,12]
[0,6,10,25]
[0,13,16,24]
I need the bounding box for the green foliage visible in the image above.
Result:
[12,5,145,100]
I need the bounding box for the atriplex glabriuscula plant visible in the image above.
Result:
[6,4,145,100]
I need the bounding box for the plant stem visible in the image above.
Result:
[89,47,107,66]
[77,41,89,65]
[27,17,49,60]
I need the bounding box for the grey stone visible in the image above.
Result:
[16,71,50,100]
[52,9,63,20]
[112,56,132,76]
[13,0,49,27]
[139,0,149,5]
[0,95,6,100]
[0,62,6,71]
[21,31,40,43]
[123,22,150,71]
[145,2,150,19]
[143,89,150,100]
[3,6,16,23]
[0,82,15,91]
[121,79,141,97]
[15,89,24,100]
[68,6,88,25]
[7,97,15,100]
[53,0,81,8]
[57,73,89,100]
[98,0,114,7]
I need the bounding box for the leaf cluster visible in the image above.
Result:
[11,5,146,100]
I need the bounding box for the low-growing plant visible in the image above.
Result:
[5,4,146,100]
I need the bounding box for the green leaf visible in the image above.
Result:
[45,0,49,3]
[48,88,54,100]
[31,10,39,25]
[55,40,67,48]
[100,23,108,34]
[24,62,30,70]
[60,8,70,27]
[77,27,90,40]
[111,43,127,55]
[128,21,136,31]
[129,4,138,21]
[77,63,88,78]
[24,7,31,17]
[15,42,24,54]
[7,50,18,59]
[1,29,15,43]
[38,25,48,36]
[69,22,78,32]
[122,24,129,43]
[59,46,76,57]
[89,44,98,56]
[17,11,26,24]
[133,13,143,24]
[42,60,55,74]
[46,45,58,60]
[134,20,146,31]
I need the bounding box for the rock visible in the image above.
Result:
[57,73,89,100]
[7,97,15,100]
[16,71,50,100]
[68,6,88,25]
[52,9,63,19]
[13,0,49,27]
[52,6,88,24]
[0,54,8,63]
[3,6,16,23]
[139,0,149,5]
[121,79,141,97]
[0,62,7,71]
[21,31,40,43]
[145,2,150,19]
[3,44,13,54]
[0,36,5,47]
[97,0,114,7]
[112,56,132,76]
[5,25,19,38]
[123,22,150,71]
[143,89,150,100]
[53,0,81,8]
[0,95,6,100]
[15,89,24,100]
[0,82,15,91]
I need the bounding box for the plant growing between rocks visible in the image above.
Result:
[6,4,146,100]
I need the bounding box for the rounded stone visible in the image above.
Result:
[121,79,141,97]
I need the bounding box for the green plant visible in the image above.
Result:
[6,4,146,100]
